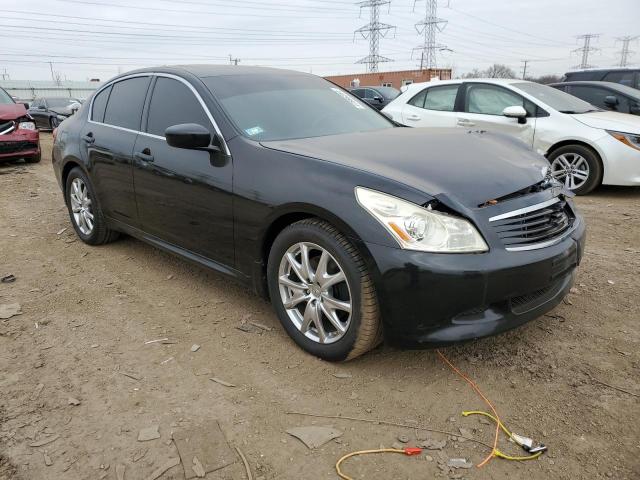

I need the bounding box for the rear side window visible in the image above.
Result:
[103,77,150,130]
[424,85,459,111]
[465,84,534,116]
[408,89,427,108]
[602,71,635,87]
[91,85,111,123]
[146,77,211,137]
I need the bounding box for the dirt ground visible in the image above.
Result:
[1,133,638,480]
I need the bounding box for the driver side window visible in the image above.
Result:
[465,84,529,116]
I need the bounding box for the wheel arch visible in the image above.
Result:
[545,139,604,186]
[257,204,379,299]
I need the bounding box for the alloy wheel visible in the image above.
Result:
[69,177,94,235]
[550,153,590,190]
[278,242,352,344]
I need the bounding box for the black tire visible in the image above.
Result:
[267,218,382,362]
[49,116,60,130]
[548,144,602,195]
[24,152,41,164]
[64,167,119,245]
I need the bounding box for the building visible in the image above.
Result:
[325,68,452,90]
[0,79,103,102]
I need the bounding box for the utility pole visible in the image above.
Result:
[0,68,9,80]
[520,59,529,79]
[616,35,638,67]
[354,0,396,73]
[573,34,600,69]
[229,54,240,66]
[412,0,448,70]
[49,62,56,82]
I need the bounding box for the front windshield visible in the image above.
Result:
[47,98,76,108]
[376,86,400,99]
[203,73,394,141]
[0,88,15,105]
[514,82,598,114]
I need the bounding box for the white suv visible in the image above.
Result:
[382,79,640,194]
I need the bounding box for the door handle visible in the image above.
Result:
[457,118,475,127]
[134,149,154,163]
[82,133,95,144]
[406,114,422,121]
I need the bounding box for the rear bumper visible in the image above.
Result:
[0,128,40,161]
[368,215,586,348]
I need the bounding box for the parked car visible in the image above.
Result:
[382,79,640,195]
[0,86,40,164]
[550,81,640,116]
[52,66,585,361]
[28,97,82,130]
[561,68,639,90]
[349,86,400,110]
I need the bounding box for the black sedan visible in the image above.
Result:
[550,81,640,115]
[349,86,400,110]
[52,65,585,361]
[28,97,82,130]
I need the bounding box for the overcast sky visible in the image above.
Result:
[1,0,638,82]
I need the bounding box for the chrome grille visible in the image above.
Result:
[490,197,573,251]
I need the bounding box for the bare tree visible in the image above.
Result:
[530,74,562,84]
[458,64,517,79]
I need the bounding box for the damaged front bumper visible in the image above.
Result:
[0,121,40,162]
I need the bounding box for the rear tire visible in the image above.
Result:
[49,117,60,130]
[267,218,382,361]
[548,144,602,195]
[65,167,119,245]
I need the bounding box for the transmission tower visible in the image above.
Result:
[412,0,448,70]
[616,36,638,67]
[354,0,396,73]
[573,34,600,69]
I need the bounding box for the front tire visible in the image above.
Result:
[24,152,41,164]
[49,117,60,130]
[548,144,602,195]
[267,219,382,361]
[65,167,119,245]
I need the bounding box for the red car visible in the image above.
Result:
[0,87,40,164]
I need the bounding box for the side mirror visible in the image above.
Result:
[165,123,212,150]
[604,95,619,107]
[503,105,527,124]
[374,95,383,102]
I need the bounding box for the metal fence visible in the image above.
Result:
[0,80,103,102]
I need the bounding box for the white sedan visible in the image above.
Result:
[382,78,640,194]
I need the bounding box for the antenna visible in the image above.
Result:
[412,0,449,70]
[354,0,396,73]
[572,34,600,69]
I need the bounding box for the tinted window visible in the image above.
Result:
[465,84,524,115]
[408,89,427,108]
[515,82,596,114]
[103,77,150,130]
[351,89,365,98]
[424,85,459,111]
[91,85,112,123]
[363,89,375,99]
[571,86,629,112]
[565,71,601,81]
[602,71,635,87]
[146,77,211,137]
[203,74,393,142]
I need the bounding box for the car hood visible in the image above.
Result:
[262,128,550,208]
[0,103,27,121]
[571,111,640,133]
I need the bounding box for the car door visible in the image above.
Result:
[81,76,151,226]
[132,75,234,266]
[29,99,48,129]
[400,84,460,127]
[457,83,536,147]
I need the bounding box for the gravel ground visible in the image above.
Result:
[1,133,639,480]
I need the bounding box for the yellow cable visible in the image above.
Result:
[335,448,408,480]
[462,411,543,461]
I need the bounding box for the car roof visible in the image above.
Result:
[564,67,639,73]
[549,81,640,98]
[403,78,529,90]
[107,64,311,80]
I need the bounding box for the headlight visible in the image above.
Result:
[607,130,640,152]
[18,121,36,130]
[355,187,488,253]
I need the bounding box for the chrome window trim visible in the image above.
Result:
[87,72,229,155]
[505,235,567,252]
[488,197,560,222]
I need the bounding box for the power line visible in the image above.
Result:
[573,34,600,69]
[616,35,638,67]
[412,0,449,69]
[355,0,396,72]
